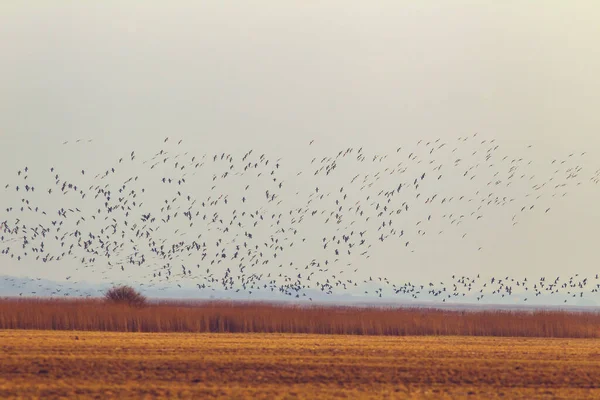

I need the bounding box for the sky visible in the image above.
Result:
[1,2,600,304]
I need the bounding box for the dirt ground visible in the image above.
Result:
[1,330,600,399]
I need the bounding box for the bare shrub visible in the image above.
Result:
[103,286,147,307]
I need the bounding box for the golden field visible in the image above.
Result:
[1,330,600,399]
[1,298,600,337]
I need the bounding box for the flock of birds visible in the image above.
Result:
[2,134,600,304]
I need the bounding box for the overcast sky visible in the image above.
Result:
[1,2,600,304]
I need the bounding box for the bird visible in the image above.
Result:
[0,134,596,304]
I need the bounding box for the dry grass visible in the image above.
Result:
[2,330,600,399]
[0,298,599,337]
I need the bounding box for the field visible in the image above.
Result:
[2,299,600,398]
[1,298,600,337]
[1,330,600,399]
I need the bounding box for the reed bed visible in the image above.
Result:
[0,298,598,337]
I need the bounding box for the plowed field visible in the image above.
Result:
[2,331,600,399]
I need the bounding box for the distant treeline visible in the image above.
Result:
[0,298,598,337]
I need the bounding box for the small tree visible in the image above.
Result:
[104,285,147,307]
